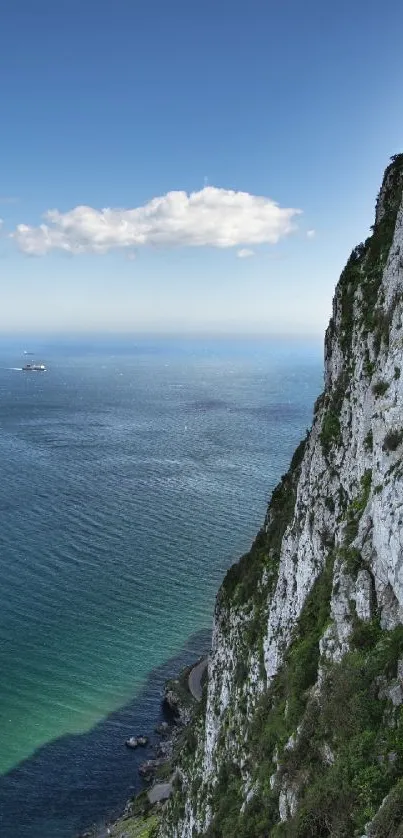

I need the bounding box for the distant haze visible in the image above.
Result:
[1,274,328,338]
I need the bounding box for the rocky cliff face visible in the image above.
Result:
[159,155,403,838]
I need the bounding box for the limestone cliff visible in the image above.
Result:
[159,155,403,838]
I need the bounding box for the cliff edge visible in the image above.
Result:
[159,154,403,838]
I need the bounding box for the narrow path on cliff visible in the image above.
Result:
[188,657,208,701]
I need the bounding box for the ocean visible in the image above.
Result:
[0,335,322,837]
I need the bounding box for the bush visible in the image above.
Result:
[365,358,376,378]
[350,617,381,651]
[383,429,403,452]
[206,762,248,838]
[372,380,389,397]
[320,410,341,454]
[339,546,363,574]
[292,767,355,837]
[364,429,373,451]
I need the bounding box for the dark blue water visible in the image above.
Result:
[0,336,322,837]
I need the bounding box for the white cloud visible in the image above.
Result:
[12,186,301,256]
[237,248,255,258]
[306,229,316,238]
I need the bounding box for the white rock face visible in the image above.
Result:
[278,779,299,821]
[203,606,244,776]
[354,570,374,622]
[159,161,403,838]
[320,560,355,664]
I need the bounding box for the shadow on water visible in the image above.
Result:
[0,629,211,838]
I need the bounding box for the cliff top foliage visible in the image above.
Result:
[326,153,403,365]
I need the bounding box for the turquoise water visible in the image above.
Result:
[0,336,322,836]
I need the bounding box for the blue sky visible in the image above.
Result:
[1,0,403,335]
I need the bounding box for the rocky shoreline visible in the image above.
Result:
[78,655,207,838]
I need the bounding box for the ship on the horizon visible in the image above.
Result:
[22,362,46,372]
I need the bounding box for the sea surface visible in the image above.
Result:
[0,335,322,837]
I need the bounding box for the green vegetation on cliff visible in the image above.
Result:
[221,435,309,610]
[203,572,403,838]
[273,623,403,838]
[107,812,159,838]
[327,152,403,367]
[204,556,334,838]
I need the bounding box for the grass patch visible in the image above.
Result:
[108,813,159,838]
